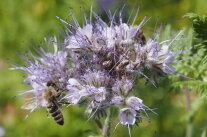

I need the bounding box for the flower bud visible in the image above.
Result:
[126,96,143,110]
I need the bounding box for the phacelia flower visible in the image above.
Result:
[11,7,183,136]
[143,39,175,74]
[112,78,133,96]
[126,96,143,110]
[118,108,137,125]
[11,38,70,115]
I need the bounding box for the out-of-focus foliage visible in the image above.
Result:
[173,13,207,95]
[185,13,207,41]
[0,0,207,137]
[185,13,207,67]
[170,13,207,137]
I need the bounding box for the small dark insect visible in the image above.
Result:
[135,30,146,46]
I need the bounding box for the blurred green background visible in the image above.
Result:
[0,0,207,137]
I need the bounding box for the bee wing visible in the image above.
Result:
[23,106,38,120]
[21,100,39,120]
[21,100,37,110]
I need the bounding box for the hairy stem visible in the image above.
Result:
[181,76,193,137]
[102,108,112,137]
[183,86,193,137]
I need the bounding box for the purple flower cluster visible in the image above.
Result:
[12,10,177,132]
[63,13,173,125]
[11,39,70,117]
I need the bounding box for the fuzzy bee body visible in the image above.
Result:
[43,81,65,125]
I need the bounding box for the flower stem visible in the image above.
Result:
[184,87,193,137]
[181,76,193,137]
[102,108,112,137]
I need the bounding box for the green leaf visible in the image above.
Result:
[184,13,207,64]
[184,13,207,41]
[172,80,207,95]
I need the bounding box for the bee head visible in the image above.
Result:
[47,81,56,87]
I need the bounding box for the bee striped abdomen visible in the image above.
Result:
[47,102,64,125]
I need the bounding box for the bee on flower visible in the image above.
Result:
[10,38,71,125]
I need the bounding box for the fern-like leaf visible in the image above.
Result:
[172,80,207,95]
[184,13,207,41]
[185,13,207,63]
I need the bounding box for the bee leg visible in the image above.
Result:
[58,101,71,106]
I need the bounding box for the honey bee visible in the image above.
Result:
[42,81,67,125]
[21,81,69,125]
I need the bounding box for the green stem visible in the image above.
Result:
[183,86,193,137]
[181,76,193,137]
[102,108,112,137]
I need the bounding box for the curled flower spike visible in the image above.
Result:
[143,39,176,74]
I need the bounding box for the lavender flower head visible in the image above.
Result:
[11,38,70,118]
[11,7,183,136]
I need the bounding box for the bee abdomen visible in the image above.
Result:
[54,112,64,125]
[51,110,60,117]
[47,103,64,125]
[47,103,55,112]
[56,116,64,125]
